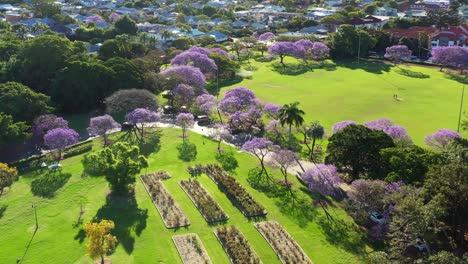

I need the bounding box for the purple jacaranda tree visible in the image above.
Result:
[171,51,218,74]
[301,164,343,198]
[187,46,210,55]
[32,114,69,145]
[265,119,287,148]
[209,124,232,152]
[424,129,461,150]
[85,15,105,24]
[268,41,305,65]
[431,46,468,72]
[348,179,387,212]
[295,39,314,52]
[209,48,229,57]
[332,120,357,134]
[125,108,160,140]
[252,31,260,39]
[384,45,412,64]
[220,87,263,134]
[311,42,330,62]
[44,128,79,160]
[263,103,282,119]
[172,84,196,109]
[87,114,121,146]
[269,149,297,187]
[160,65,207,92]
[241,137,278,178]
[196,94,223,123]
[258,32,275,41]
[364,118,412,146]
[176,113,195,142]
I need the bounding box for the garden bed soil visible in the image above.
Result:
[173,234,212,264]
[255,221,312,264]
[140,174,189,228]
[214,226,262,264]
[179,179,229,223]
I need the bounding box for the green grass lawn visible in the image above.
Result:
[223,59,468,145]
[0,129,371,264]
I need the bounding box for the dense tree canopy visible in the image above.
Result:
[325,124,395,179]
[328,25,377,59]
[114,15,138,35]
[12,35,86,93]
[102,57,144,90]
[105,89,158,115]
[0,82,52,122]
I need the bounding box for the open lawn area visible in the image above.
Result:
[0,129,371,264]
[223,59,468,145]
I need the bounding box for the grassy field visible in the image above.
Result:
[0,129,370,264]
[223,59,468,145]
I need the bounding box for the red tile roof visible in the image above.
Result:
[385,26,439,39]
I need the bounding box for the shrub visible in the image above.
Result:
[177,141,197,161]
[215,151,238,172]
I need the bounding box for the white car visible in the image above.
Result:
[369,211,386,224]
[48,163,62,170]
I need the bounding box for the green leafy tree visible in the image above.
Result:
[31,0,61,18]
[380,145,437,184]
[0,82,52,122]
[299,121,325,160]
[278,102,305,150]
[114,15,138,35]
[328,25,377,59]
[209,52,239,80]
[52,61,116,113]
[0,113,30,147]
[325,124,395,179]
[102,57,143,90]
[82,142,148,194]
[12,35,86,93]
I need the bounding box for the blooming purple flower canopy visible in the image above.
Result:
[188,46,210,55]
[301,164,343,197]
[32,114,69,143]
[44,128,79,150]
[196,94,219,115]
[384,45,412,63]
[258,32,275,41]
[332,120,357,134]
[160,65,207,90]
[171,51,218,74]
[176,112,195,128]
[219,87,260,114]
[125,108,160,125]
[265,120,280,132]
[424,129,461,150]
[241,137,277,155]
[268,41,306,60]
[431,46,468,68]
[263,103,282,119]
[364,118,412,144]
[311,42,330,61]
[172,84,196,107]
[87,114,121,137]
[209,48,229,57]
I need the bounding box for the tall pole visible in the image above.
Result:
[457,76,466,132]
[357,30,361,65]
[32,203,38,230]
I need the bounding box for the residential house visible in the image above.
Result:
[341,16,384,29]
[205,31,228,42]
[375,6,398,17]
[431,25,468,47]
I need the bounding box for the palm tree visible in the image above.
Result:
[278,102,305,149]
[307,121,325,160]
[161,30,172,41]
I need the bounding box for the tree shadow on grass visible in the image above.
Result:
[317,60,337,71]
[445,73,468,84]
[396,68,430,79]
[30,171,72,198]
[336,60,392,74]
[0,205,6,219]
[74,195,148,254]
[247,168,317,227]
[316,214,368,254]
[270,62,311,76]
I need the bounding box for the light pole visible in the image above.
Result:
[357,30,361,65]
[457,76,467,132]
[32,203,38,230]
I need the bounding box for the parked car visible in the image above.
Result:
[195,115,210,126]
[369,211,386,224]
[48,163,61,170]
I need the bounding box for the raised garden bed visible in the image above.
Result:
[140,173,189,228]
[180,179,229,223]
[173,233,212,264]
[215,226,262,264]
[255,221,312,264]
[202,164,266,217]
[141,170,171,181]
